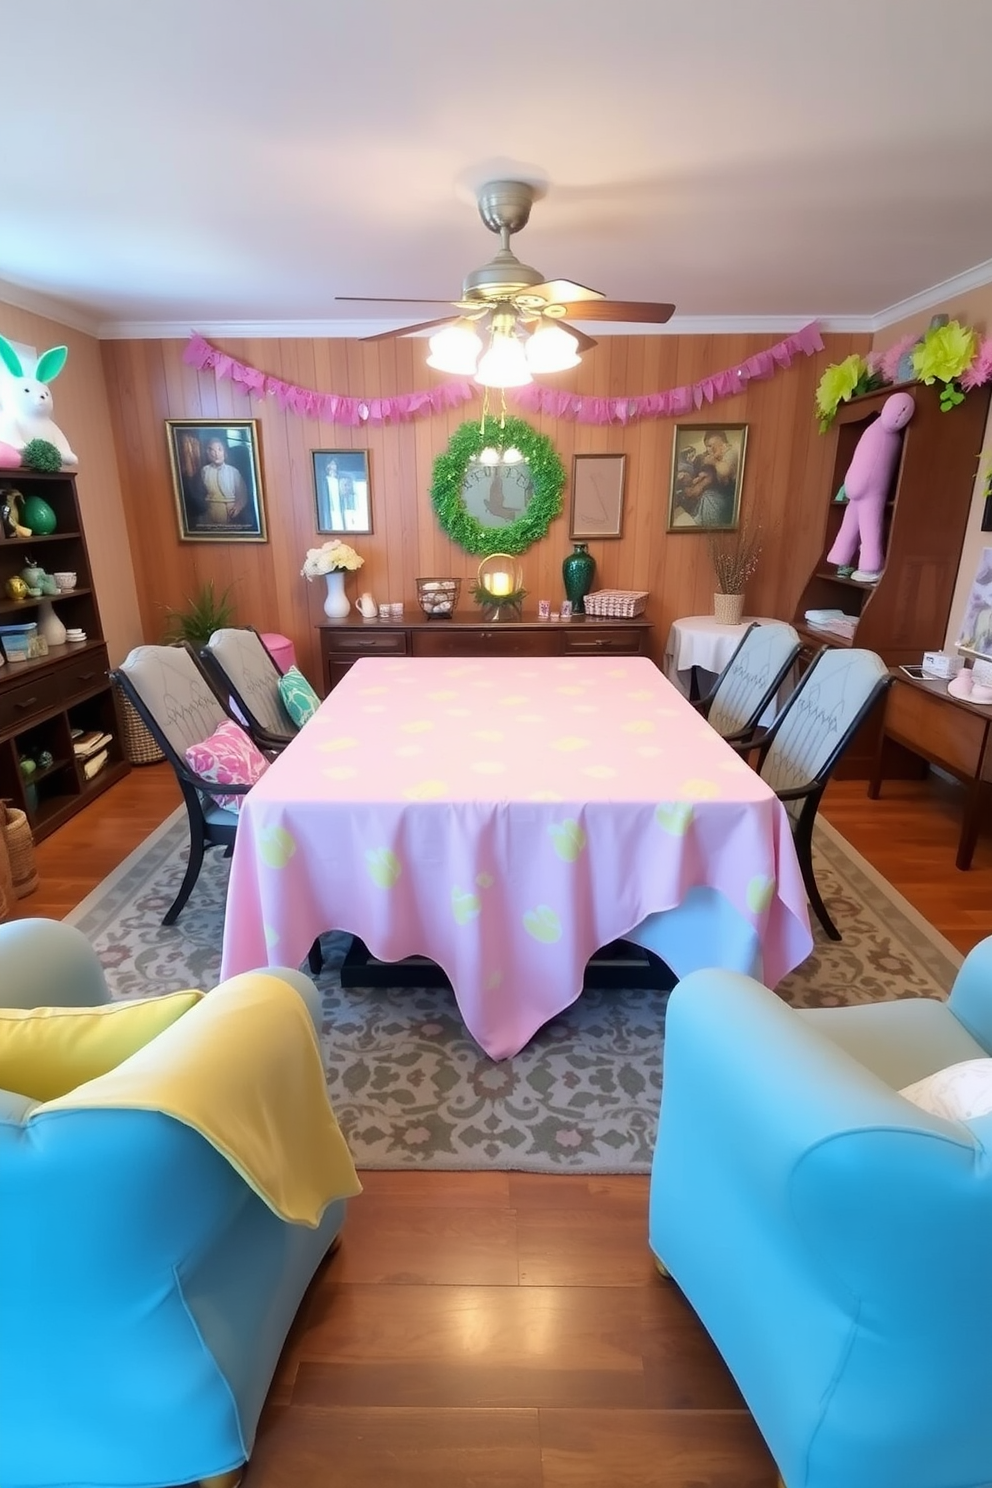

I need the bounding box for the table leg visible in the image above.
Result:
[956,778,987,871]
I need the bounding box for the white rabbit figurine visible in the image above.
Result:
[0,334,78,468]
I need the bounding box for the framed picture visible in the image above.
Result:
[668,424,748,532]
[570,453,626,539]
[956,546,992,659]
[312,450,373,535]
[166,420,267,542]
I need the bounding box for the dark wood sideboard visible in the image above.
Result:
[319,612,654,694]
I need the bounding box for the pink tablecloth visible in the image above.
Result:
[222,655,813,1059]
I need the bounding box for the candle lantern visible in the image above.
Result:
[474,553,526,621]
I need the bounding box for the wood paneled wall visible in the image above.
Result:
[101,331,867,684]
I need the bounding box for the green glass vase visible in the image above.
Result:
[562,543,596,613]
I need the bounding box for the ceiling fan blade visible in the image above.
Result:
[527,279,605,304]
[557,300,676,324]
[360,316,456,343]
[558,320,598,353]
[336,296,456,304]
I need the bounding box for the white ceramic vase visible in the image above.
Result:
[323,569,351,620]
[37,597,67,647]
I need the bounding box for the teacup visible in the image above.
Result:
[53,572,77,591]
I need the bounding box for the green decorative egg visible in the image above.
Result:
[21,495,56,535]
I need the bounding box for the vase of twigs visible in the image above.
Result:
[708,517,761,627]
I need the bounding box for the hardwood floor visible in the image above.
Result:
[10,765,991,1486]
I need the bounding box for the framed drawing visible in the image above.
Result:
[956,546,992,658]
[166,420,267,542]
[570,453,626,539]
[312,450,372,535]
[668,424,748,532]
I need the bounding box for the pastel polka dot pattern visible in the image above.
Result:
[223,655,814,1063]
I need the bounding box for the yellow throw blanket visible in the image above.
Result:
[37,971,361,1226]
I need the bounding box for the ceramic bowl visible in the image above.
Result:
[53,572,77,591]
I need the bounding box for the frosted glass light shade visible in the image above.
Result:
[525,323,580,373]
[426,323,482,374]
[475,332,532,388]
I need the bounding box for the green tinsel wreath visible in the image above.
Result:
[430,416,565,556]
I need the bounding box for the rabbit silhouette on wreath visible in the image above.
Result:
[0,334,78,468]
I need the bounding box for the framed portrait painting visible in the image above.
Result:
[668,424,748,532]
[570,453,626,539]
[166,420,267,542]
[312,450,373,535]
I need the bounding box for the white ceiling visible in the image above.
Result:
[4,0,992,338]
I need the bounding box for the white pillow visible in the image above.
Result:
[899,1058,992,1120]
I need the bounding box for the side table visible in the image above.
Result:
[664,614,777,701]
[869,669,992,869]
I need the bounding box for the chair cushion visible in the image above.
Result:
[0,991,201,1102]
[278,665,321,727]
[184,720,268,811]
[900,1058,992,1120]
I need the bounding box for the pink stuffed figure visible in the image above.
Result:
[826,391,915,581]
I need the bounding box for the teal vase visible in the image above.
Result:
[562,543,596,613]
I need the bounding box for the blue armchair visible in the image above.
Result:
[649,939,992,1488]
[0,918,359,1488]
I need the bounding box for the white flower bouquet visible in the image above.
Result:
[301,539,365,579]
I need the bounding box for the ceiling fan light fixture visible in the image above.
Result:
[524,322,580,373]
[475,328,532,388]
[426,321,483,374]
[501,445,524,464]
[477,445,502,466]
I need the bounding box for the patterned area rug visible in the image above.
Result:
[66,810,961,1175]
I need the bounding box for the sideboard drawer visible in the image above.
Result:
[561,627,646,655]
[58,644,111,702]
[324,630,409,657]
[412,628,559,659]
[0,673,63,734]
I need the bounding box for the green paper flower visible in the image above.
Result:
[430,416,565,556]
[911,319,977,389]
[814,354,870,431]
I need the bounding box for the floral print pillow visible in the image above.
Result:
[184,720,268,812]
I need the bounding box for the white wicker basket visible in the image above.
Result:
[583,589,649,619]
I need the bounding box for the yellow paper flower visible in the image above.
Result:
[814,354,869,426]
[910,320,977,387]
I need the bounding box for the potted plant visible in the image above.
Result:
[708,518,761,626]
[163,580,237,647]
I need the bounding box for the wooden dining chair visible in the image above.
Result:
[199,626,297,754]
[740,646,891,940]
[695,621,802,743]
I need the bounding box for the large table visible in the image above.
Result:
[222,655,813,1059]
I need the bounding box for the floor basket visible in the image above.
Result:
[3,804,38,899]
[117,686,165,765]
[0,817,14,920]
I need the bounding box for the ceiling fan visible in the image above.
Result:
[336,179,675,384]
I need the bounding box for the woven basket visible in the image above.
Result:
[3,804,38,899]
[583,589,649,619]
[0,816,13,921]
[116,685,165,765]
[713,592,745,626]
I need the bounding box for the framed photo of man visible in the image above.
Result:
[312,450,373,535]
[166,420,267,542]
[668,424,748,532]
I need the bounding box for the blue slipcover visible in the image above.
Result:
[0,918,349,1488]
[649,938,992,1488]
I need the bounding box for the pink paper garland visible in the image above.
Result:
[183,321,824,428]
